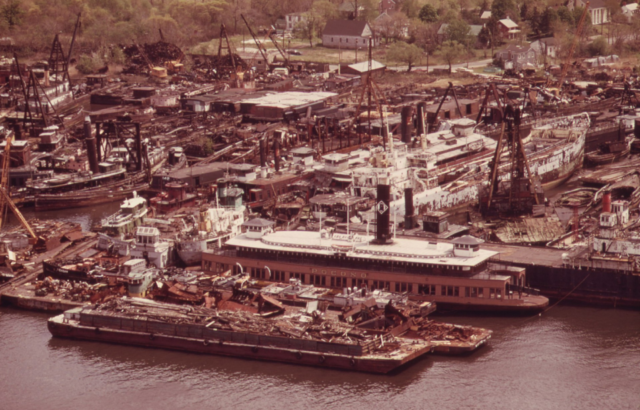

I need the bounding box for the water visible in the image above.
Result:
[1,306,638,410]
[4,202,121,231]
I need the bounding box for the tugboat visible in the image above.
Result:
[175,182,246,266]
[100,192,148,239]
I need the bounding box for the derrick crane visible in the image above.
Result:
[556,2,589,91]
[268,27,290,68]
[241,14,270,69]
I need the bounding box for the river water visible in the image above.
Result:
[1,306,638,410]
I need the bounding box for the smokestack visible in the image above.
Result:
[259,138,266,167]
[401,106,413,144]
[273,135,280,172]
[84,116,99,175]
[404,187,415,229]
[135,123,142,172]
[603,190,612,213]
[416,102,427,135]
[374,184,391,244]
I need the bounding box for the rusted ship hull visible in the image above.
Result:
[35,184,149,211]
[48,315,431,374]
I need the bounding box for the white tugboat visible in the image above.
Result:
[175,182,247,266]
[100,192,148,239]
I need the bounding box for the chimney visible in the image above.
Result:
[374,184,392,244]
[603,190,612,213]
[416,102,427,135]
[84,116,99,175]
[404,187,415,229]
[400,106,413,144]
[259,138,266,167]
[273,135,280,172]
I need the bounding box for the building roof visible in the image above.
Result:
[499,18,518,29]
[452,235,483,246]
[323,19,369,37]
[480,10,492,19]
[227,230,498,266]
[346,59,386,73]
[622,3,638,12]
[243,218,275,228]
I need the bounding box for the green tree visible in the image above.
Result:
[557,6,574,25]
[418,4,438,23]
[387,41,423,71]
[491,0,517,20]
[1,0,24,28]
[588,36,608,56]
[298,1,338,47]
[438,40,465,73]
[446,19,471,47]
[401,0,421,19]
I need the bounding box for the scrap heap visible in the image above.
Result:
[121,41,184,74]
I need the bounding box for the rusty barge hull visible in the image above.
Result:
[48,315,430,374]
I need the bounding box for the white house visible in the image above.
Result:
[622,3,638,20]
[531,37,559,61]
[568,0,610,25]
[322,20,379,49]
[285,13,306,31]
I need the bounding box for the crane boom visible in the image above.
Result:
[241,14,270,68]
[0,135,38,241]
[557,2,589,89]
[0,134,12,231]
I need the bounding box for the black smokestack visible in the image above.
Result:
[84,117,99,175]
[375,184,391,244]
[401,106,413,144]
[404,187,414,229]
[274,136,280,172]
[416,102,426,135]
[259,138,266,167]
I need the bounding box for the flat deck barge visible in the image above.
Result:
[48,298,432,374]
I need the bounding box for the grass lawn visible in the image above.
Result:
[190,35,494,67]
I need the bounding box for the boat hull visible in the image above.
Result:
[48,316,431,374]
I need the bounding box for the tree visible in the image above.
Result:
[401,0,421,19]
[557,6,574,26]
[438,40,465,73]
[298,1,338,47]
[478,26,490,57]
[446,19,472,47]
[588,36,608,56]
[418,4,438,23]
[539,8,558,37]
[491,0,517,21]
[1,0,24,28]
[411,21,439,70]
[373,11,409,43]
[387,41,423,71]
[520,3,528,21]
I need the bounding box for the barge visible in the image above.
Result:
[48,297,433,373]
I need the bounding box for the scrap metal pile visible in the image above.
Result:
[95,297,386,347]
[121,41,184,74]
[34,277,103,302]
[415,320,492,343]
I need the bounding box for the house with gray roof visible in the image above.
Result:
[322,20,379,49]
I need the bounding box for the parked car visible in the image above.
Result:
[287,49,302,56]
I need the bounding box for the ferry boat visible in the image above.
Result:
[373,113,590,220]
[100,192,148,239]
[203,213,549,314]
